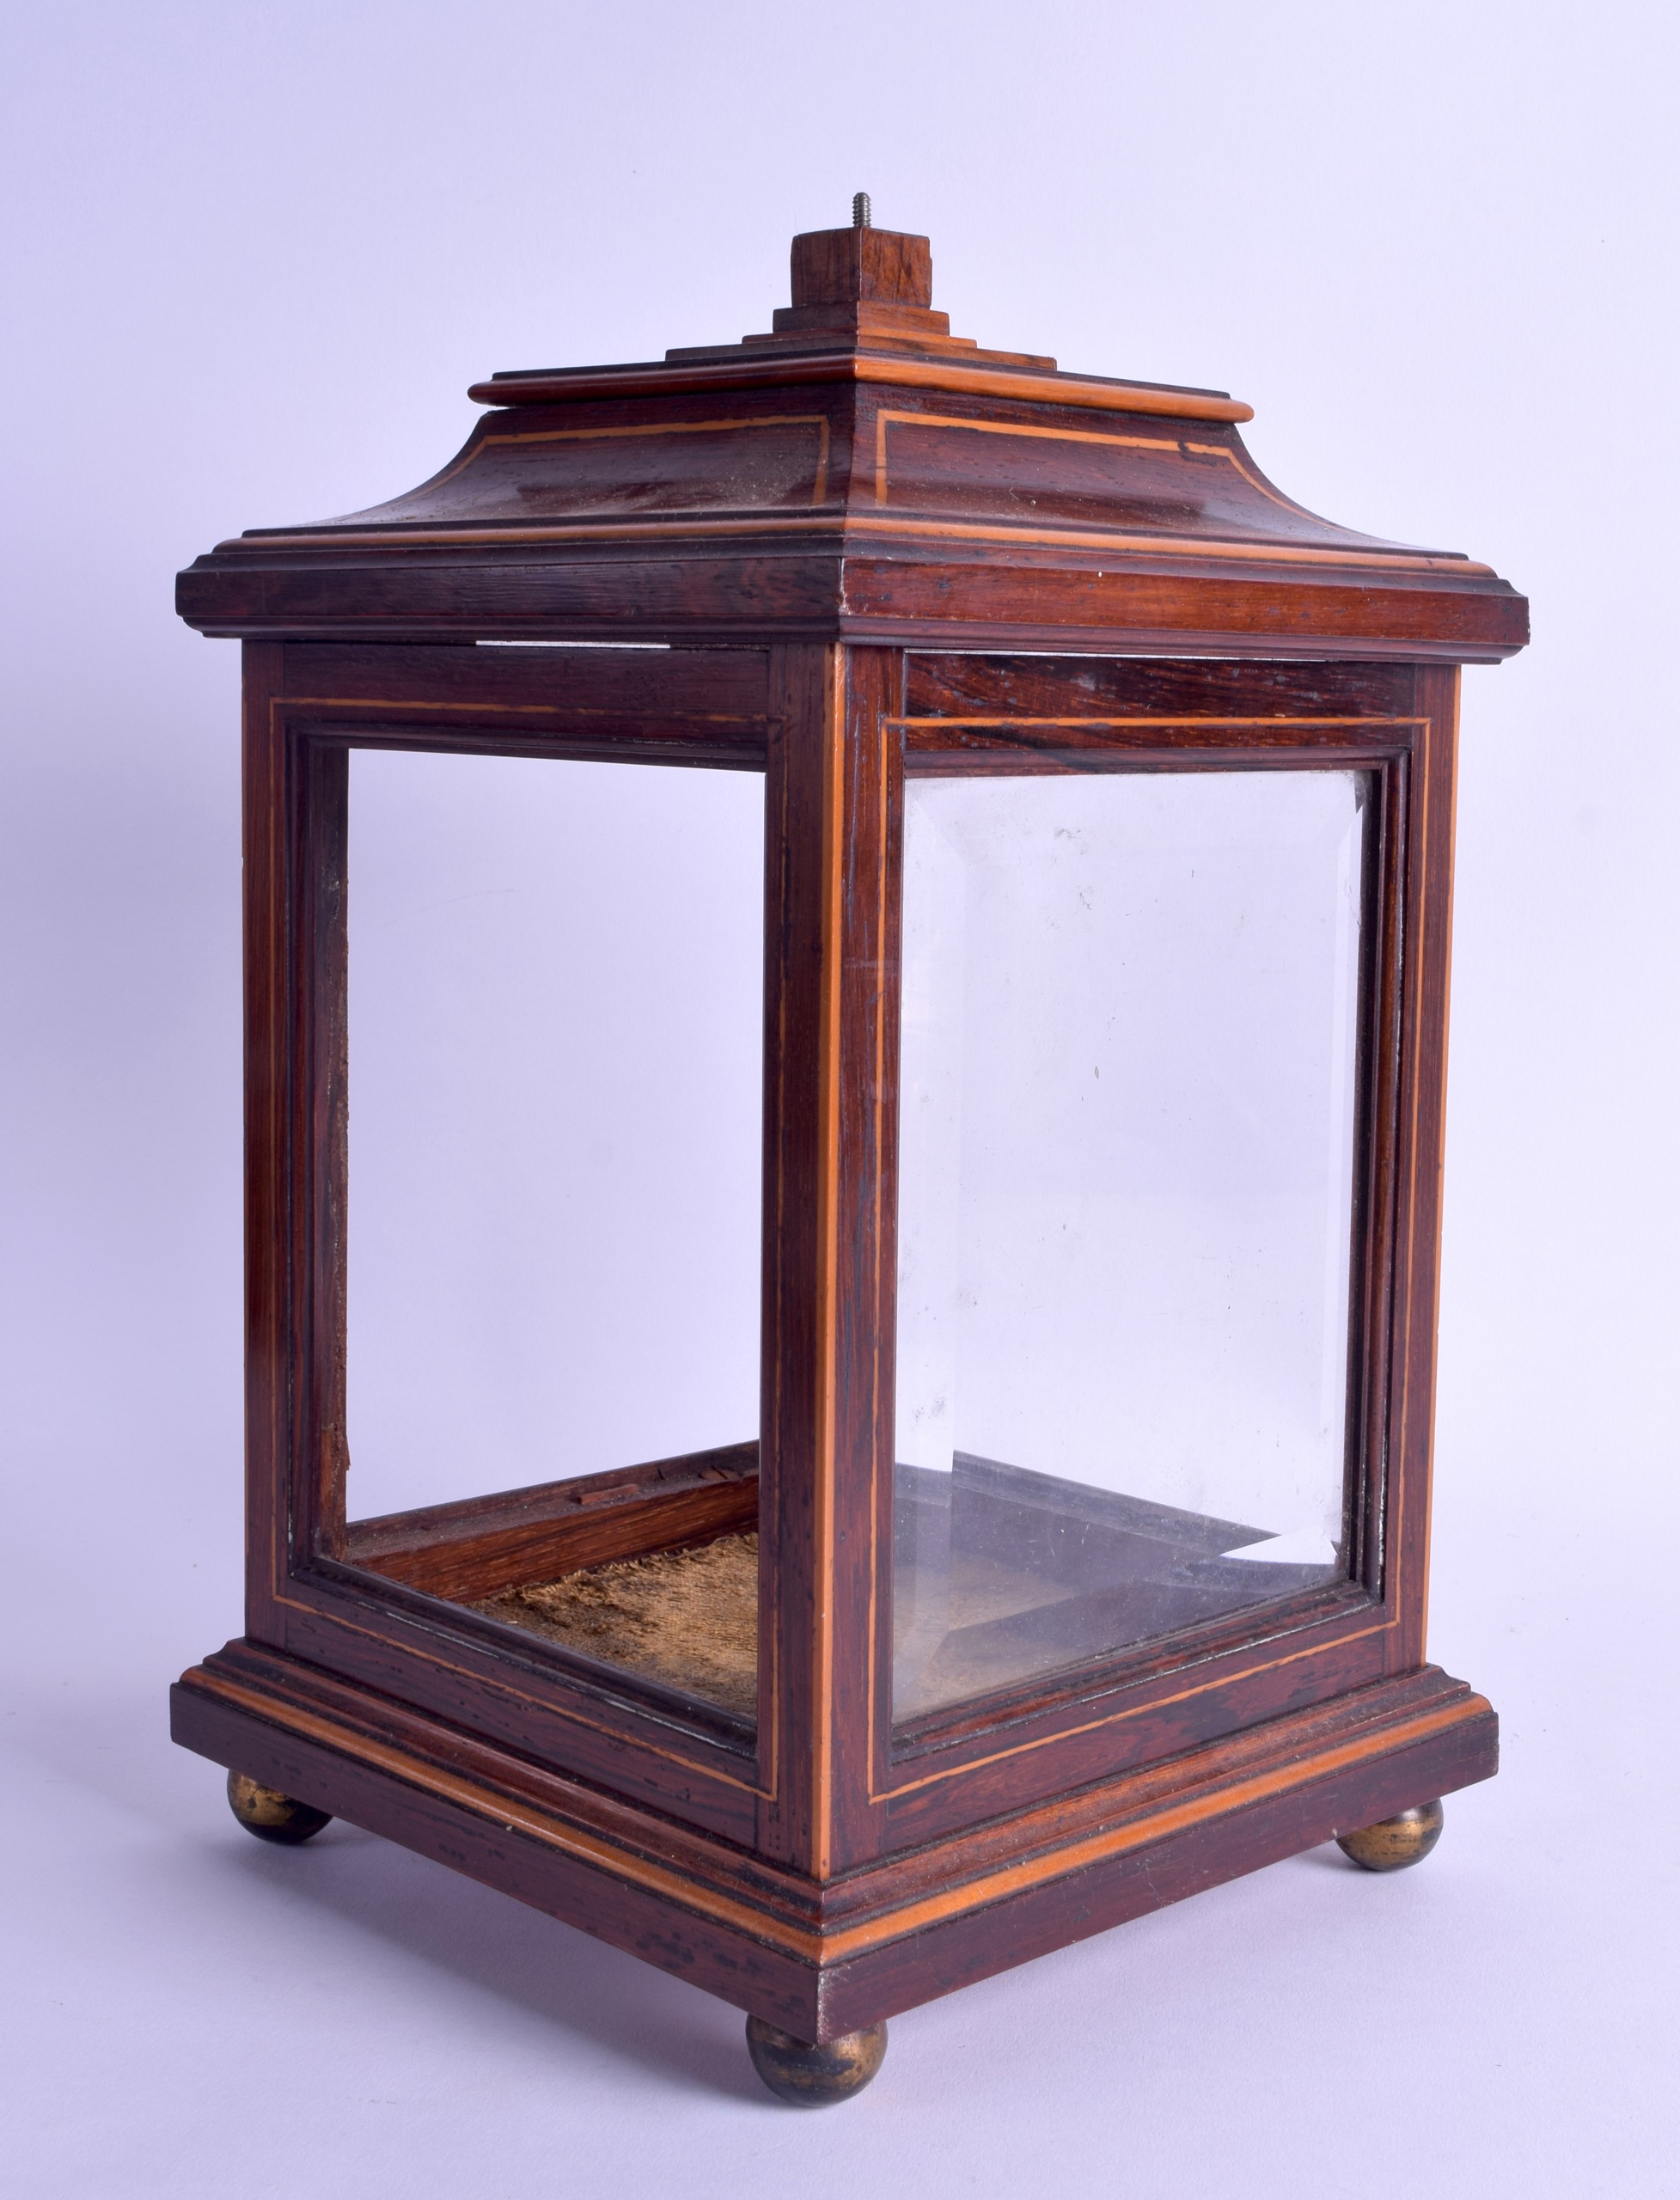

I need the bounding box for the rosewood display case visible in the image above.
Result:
[171,208,1527,2105]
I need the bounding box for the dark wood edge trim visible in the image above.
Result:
[1415,670,1462,1663]
[310,1553,760,1749]
[344,1440,758,1579]
[192,615,1524,667]
[196,522,1491,584]
[345,1440,757,1553]
[843,1665,1473,1917]
[171,1649,1492,2004]
[898,713,1420,726]
[1387,672,1461,1671]
[264,641,773,762]
[275,637,772,697]
[466,352,1255,423]
[187,553,1524,618]
[242,643,289,1644]
[899,719,1417,774]
[184,1642,800,1909]
[830,645,904,1868]
[1363,740,1410,1618]
[267,1561,765,1781]
[296,721,768,769]
[296,733,349,1565]
[884,1580,1377,1762]
[867,703,907,1820]
[820,1693,1496,2035]
[169,1670,826,2039]
[343,1498,758,1596]
[837,1695,1493,1955]
[901,657,1426,718]
[756,644,837,1860]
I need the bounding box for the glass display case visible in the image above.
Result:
[171,212,1525,2105]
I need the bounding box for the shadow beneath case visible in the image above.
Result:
[14,1689,766,2103]
[21,1680,1358,2099]
[227,1829,767,2104]
[1288,1842,1359,1873]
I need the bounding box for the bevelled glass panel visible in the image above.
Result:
[893,767,1366,1722]
[345,750,763,1523]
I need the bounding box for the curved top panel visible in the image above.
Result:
[176,222,1528,662]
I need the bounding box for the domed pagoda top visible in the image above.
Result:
[177,214,1526,663]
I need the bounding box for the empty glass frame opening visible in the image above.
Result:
[344,746,763,1719]
[894,767,1368,1722]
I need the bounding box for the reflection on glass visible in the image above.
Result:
[894,768,1366,1721]
[344,749,763,1727]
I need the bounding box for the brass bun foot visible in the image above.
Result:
[745,2016,888,2106]
[226,1769,333,1846]
[1335,1798,1445,1872]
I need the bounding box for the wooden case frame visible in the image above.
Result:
[173,631,1494,2039]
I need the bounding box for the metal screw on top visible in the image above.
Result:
[852,192,871,228]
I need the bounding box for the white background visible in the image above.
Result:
[895,770,1363,1555]
[2,3,1675,2194]
[346,748,765,1518]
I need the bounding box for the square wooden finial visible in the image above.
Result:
[790,227,934,311]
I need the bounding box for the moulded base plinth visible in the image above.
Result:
[171,1642,1494,2043]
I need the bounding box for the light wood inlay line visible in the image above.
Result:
[812,645,846,1877]
[186,1667,1484,1965]
[468,355,1255,425]
[871,410,1317,527]
[1418,683,1462,1657]
[220,513,1495,579]
[269,1581,771,1792]
[192,1671,821,1954]
[279,695,764,731]
[337,415,834,509]
[895,716,1422,731]
[1390,712,1436,1623]
[881,1617,1396,1796]
[863,693,893,1803]
[828,1696,1485,1958]
[250,657,286,1630]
